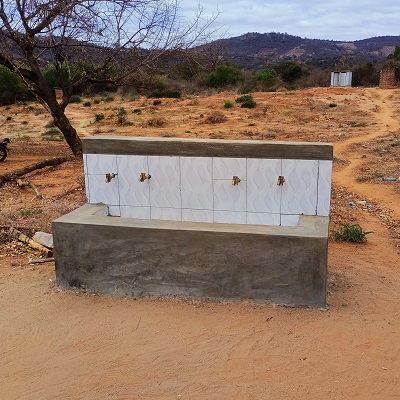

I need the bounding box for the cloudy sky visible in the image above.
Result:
[182,0,400,42]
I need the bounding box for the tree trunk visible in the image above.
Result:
[24,51,84,157]
[51,107,83,157]
[0,156,72,186]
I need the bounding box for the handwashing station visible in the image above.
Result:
[53,136,333,307]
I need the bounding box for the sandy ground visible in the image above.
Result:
[0,87,400,399]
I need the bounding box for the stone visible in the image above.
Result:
[33,231,53,249]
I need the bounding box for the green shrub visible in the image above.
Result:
[331,224,373,243]
[235,94,253,104]
[0,65,29,105]
[329,103,337,108]
[20,209,43,217]
[236,95,257,109]
[83,101,91,107]
[117,108,127,124]
[205,64,243,87]
[241,99,257,108]
[223,100,234,108]
[95,113,104,122]
[255,69,278,85]
[153,99,162,106]
[93,99,101,104]
[69,95,82,103]
[132,108,142,114]
[274,61,305,83]
[6,116,12,121]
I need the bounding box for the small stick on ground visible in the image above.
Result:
[29,257,55,264]
[8,227,53,257]
[16,179,43,198]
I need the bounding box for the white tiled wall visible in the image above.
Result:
[281,159,318,215]
[180,157,213,211]
[317,160,333,217]
[117,155,150,207]
[84,154,332,226]
[247,159,281,214]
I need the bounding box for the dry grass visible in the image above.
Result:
[142,117,167,127]
[204,111,227,124]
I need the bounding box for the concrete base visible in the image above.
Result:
[53,204,328,308]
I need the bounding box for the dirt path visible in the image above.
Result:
[1,88,400,399]
[1,221,400,400]
[333,88,400,218]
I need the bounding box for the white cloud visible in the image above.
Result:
[180,0,400,41]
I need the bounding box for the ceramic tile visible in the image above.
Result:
[87,174,119,205]
[246,212,280,226]
[151,207,182,222]
[84,173,90,202]
[107,205,121,217]
[247,158,281,213]
[83,153,88,174]
[148,156,181,209]
[214,211,247,224]
[182,209,213,223]
[120,206,151,219]
[180,157,213,210]
[213,157,246,180]
[281,214,300,227]
[281,159,318,215]
[213,180,247,212]
[85,154,118,175]
[117,155,150,207]
[317,160,333,216]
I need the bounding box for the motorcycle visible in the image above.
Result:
[0,138,11,162]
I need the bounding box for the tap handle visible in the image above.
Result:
[139,173,151,182]
[232,176,241,186]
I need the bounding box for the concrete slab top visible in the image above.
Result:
[82,136,333,160]
[54,204,330,239]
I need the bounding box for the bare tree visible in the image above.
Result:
[0,0,219,156]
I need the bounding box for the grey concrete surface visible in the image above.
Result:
[53,205,328,308]
[82,136,333,160]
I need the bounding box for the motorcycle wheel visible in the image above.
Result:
[0,147,7,162]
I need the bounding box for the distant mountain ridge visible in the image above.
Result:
[209,32,400,68]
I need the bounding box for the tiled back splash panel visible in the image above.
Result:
[83,137,333,226]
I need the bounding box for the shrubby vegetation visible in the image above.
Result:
[0,65,29,105]
[255,69,278,85]
[235,94,257,108]
[205,64,243,87]
[2,45,400,116]
[331,223,373,243]
[274,61,306,83]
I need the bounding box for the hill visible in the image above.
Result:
[208,32,400,68]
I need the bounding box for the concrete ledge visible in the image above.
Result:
[53,205,328,307]
[82,136,333,160]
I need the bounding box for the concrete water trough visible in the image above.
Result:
[53,136,333,308]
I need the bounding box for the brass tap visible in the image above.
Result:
[139,173,151,182]
[105,173,117,183]
[232,176,241,186]
[277,175,285,186]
